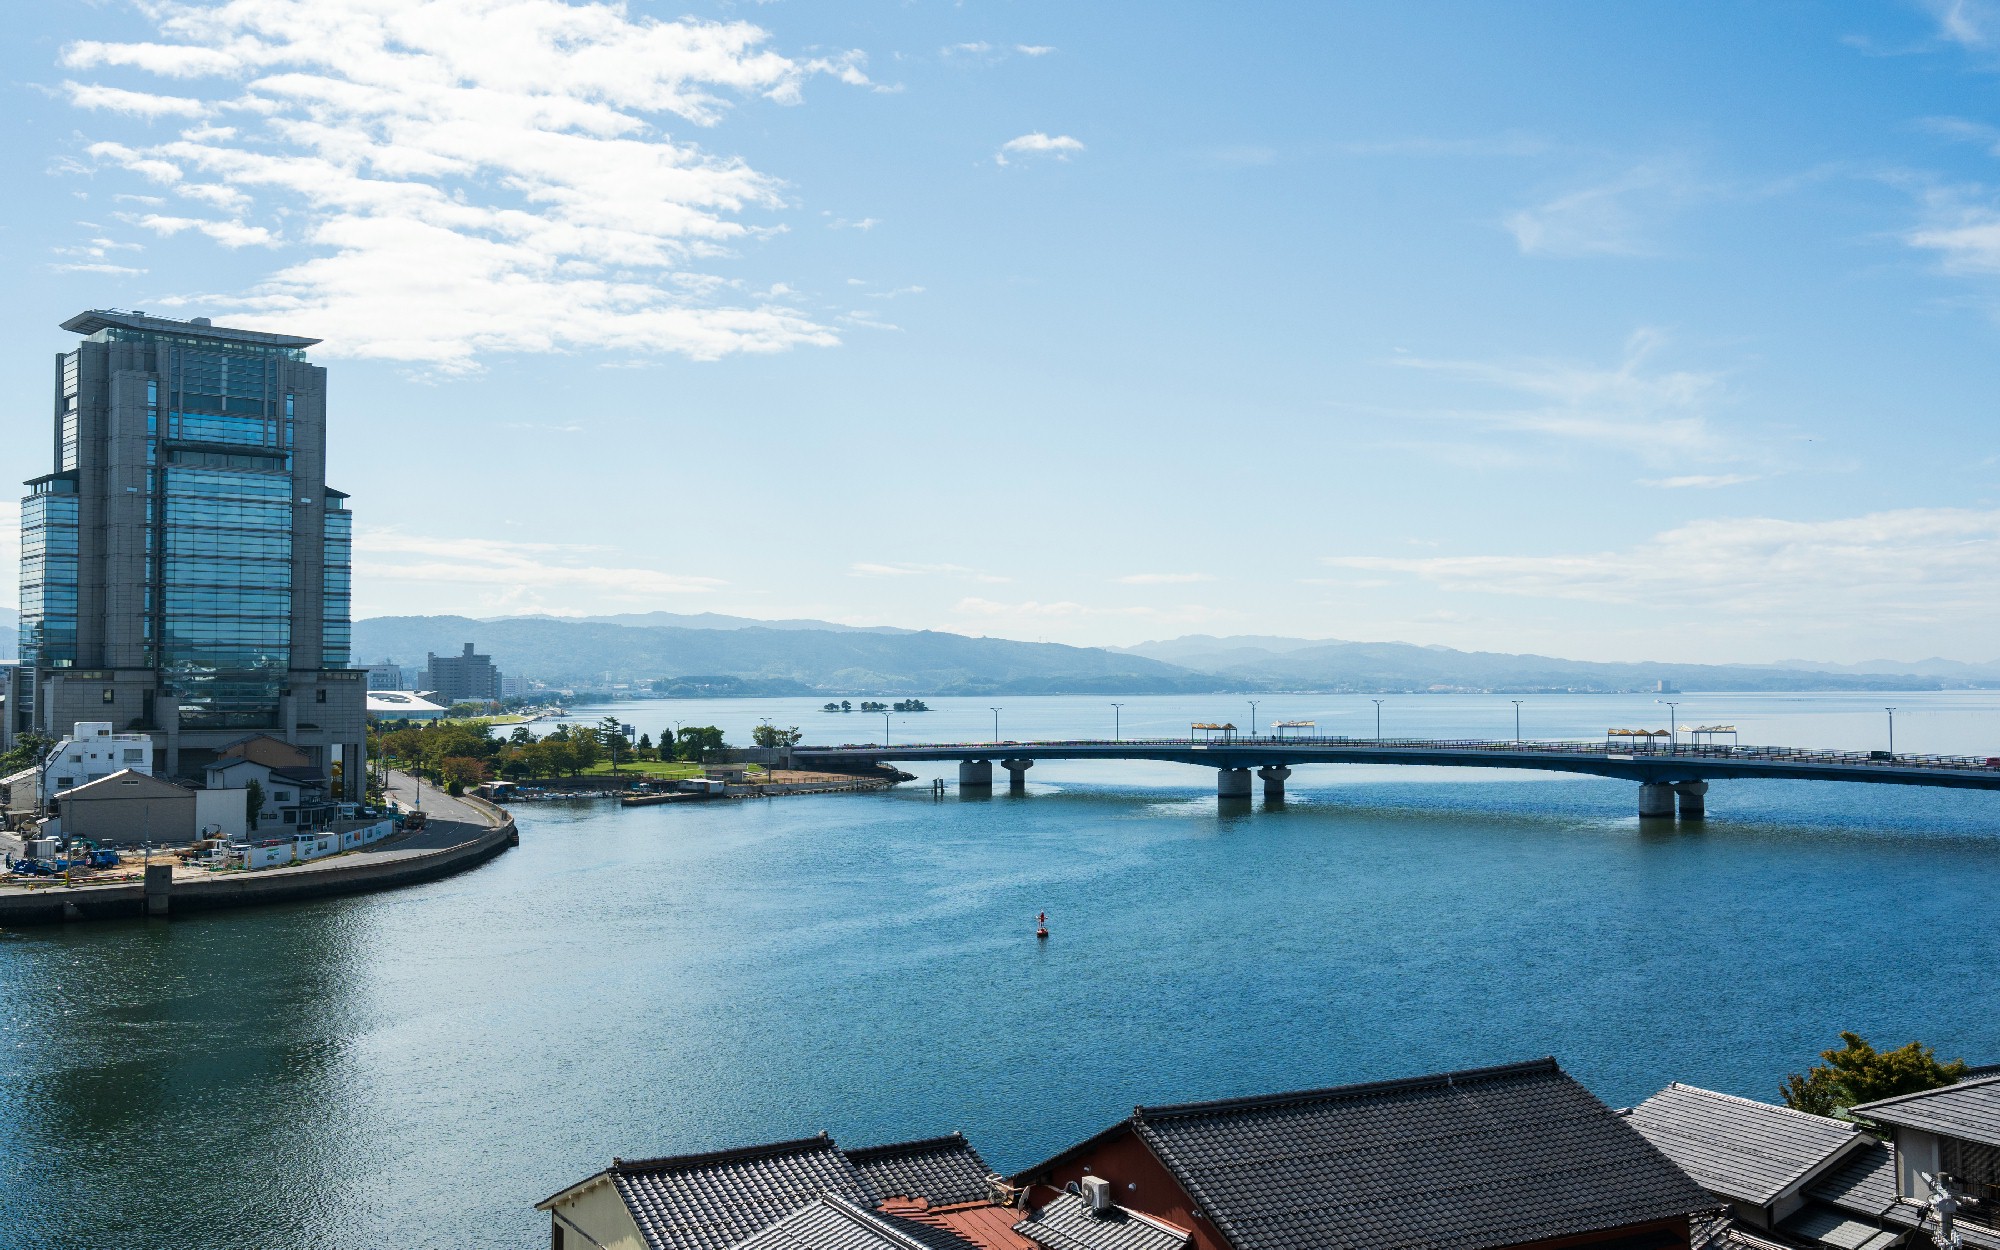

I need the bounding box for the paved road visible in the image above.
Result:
[383,770,489,825]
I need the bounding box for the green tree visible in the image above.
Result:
[752,724,803,748]
[1782,1032,1969,1117]
[658,730,677,762]
[568,727,604,774]
[438,756,485,796]
[676,725,726,760]
[245,779,264,832]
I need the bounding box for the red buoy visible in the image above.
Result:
[1036,911,1049,940]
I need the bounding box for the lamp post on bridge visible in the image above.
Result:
[883,711,890,747]
[1371,698,1385,741]
[990,707,1001,743]
[1886,707,1897,755]
[1248,700,1260,736]
[1111,702,1123,742]
[1511,699,1524,743]
[1658,700,1680,748]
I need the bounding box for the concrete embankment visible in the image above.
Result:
[0,813,517,927]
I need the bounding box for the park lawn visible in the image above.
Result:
[576,759,707,779]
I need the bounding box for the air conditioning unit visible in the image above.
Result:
[1080,1175,1113,1215]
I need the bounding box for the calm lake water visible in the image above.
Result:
[5,691,2000,1249]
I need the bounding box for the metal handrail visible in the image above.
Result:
[800,736,2000,772]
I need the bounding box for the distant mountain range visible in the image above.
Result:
[348,615,2000,696]
[1113,634,1997,693]
[354,615,1220,695]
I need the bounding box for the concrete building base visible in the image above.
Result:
[1676,780,1709,821]
[144,861,172,917]
[1001,759,1033,792]
[958,760,993,789]
[1638,782,1676,819]
[1217,768,1253,799]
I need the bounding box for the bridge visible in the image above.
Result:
[790,736,2000,818]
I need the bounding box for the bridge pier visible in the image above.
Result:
[1257,766,1291,802]
[1217,768,1253,799]
[1638,782,1676,820]
[959,760,993,790]
[1675,780,1708,821]
[1002,759,1033,793]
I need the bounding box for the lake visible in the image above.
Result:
[4,691,1998,1249]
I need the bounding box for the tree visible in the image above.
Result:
[1782,1032,1969,1116]
[637,732,652,754]
[568,727,604,774]
[752,724,803,748]
[245,779,264,832]
[657,731,677,762]
[676,725,726,760]
[438,756,486,796]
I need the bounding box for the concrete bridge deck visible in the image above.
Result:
[792,736,2000,817]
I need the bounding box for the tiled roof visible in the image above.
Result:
[729,1197,970,1250]
[1623,1084,1863,1205]
[1850,1075,2000,1147]
[1804,1140,1898,1220]
[884,1200,1039,1250]
[1778,1204,1902,1250]
[1012,1192,1188,1250]
[1126,1057,1715,1250]
[606,1135,880,1250]
[850,1134,996,1207]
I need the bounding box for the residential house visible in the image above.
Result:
[205,755,328,832]
[1011,1058,1717,1250]
[38,720,154,806]
[1849,1074,2000,1247]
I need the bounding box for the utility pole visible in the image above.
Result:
[1111,702,1123,742]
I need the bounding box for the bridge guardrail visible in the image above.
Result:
[799,736,2000,773]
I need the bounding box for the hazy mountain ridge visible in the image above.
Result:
[1116,634,1992,692]
[495,611,913,635]
[354,615,1224,695]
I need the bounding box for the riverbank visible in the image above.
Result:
[0,775,515,927]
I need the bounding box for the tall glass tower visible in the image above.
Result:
[19,310,366,793]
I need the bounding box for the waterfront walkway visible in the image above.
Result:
[792,735,2000,817]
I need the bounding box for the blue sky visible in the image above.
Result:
[6,1,2000,664]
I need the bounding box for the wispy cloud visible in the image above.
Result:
[850,561,1008,583]
[1644,473,1759,489]
[1116,572,1214,585]
[996,132,1084,166]
[60,0,874,369]
[354,529,723,614]
[1016,45,1056,57]
[1387,328,1732,460]
[1922,0,2000,47]
[1320,507,2000,622]
[1505,160,1700,257]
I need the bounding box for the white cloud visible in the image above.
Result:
[1924,0,1999,47]
[52,262,148,274]
[135,214,275,247]
[355,529,723,614]
[1016,45,1055,56]
[1644,473,1759,489]
[1320,507,2000,623]
[1388,328,1732,460]
[1116,572,1214,585]
[63,81,207,118]
[996,132,1084,166]
[1505,161,1698,257]
[850,561,1008,583]
[60,0,872,368]
[828,217,880,230]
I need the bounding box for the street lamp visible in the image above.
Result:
[883,711,890,746]
[1248,699,1260,736]
[1511,699,1524,743]
[1371,698,1385,741]
[1886,707,1897,755]
[1657,700,1680,748]
[1111,702,1123,742]
[990,707,1002,743]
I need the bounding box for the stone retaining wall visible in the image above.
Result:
[0,818,516,927]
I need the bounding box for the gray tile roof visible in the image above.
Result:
[1013,1192,1188,1250]
[849,1134,996,1207]
[1124,1058,1716,1250]
[606,1135,880,1250]
[1804,1140,1898,1220]
[1851,1075,2000,1147]
[1623,1083,1864,1206]
[729,1196,974,1250]
[1779,1203,1902,1250]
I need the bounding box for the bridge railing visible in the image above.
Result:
[801,736,2000,773]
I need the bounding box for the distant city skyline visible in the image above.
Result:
[6,2,2000,664]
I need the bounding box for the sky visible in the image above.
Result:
[5,1,2000,665]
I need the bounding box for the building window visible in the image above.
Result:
[316,689,327,704]
[1943,1138,2000,1225]
[56,777,73,790]
[102,687,115,704]
[123,749,144,763]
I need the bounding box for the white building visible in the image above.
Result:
[366,690,450,722]
[40,721,154,806]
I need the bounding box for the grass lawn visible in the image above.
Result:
[575,759,710,779]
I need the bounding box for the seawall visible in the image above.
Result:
[0,816,517,927]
